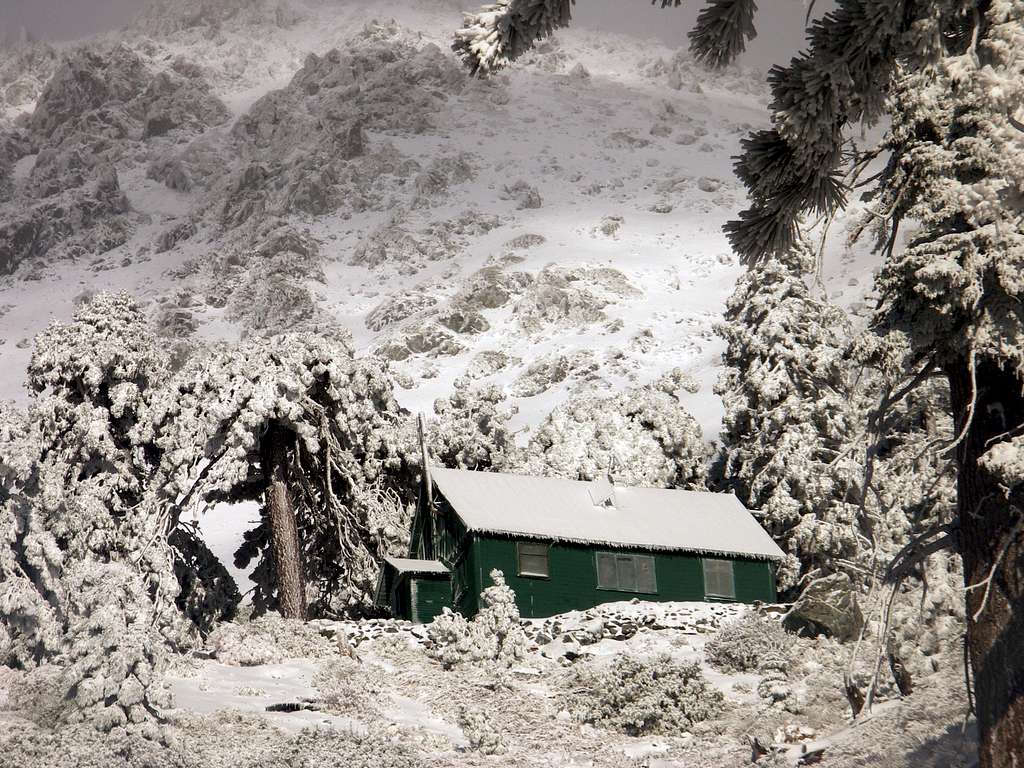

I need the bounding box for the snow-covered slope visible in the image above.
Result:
[0,0,877,444]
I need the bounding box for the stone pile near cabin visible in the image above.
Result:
[311,600,778,656]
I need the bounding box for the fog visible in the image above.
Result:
[0,0,141,41]
[1,0,814,72]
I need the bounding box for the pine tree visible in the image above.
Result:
[452,0,757,75]
[0,293,192,730]
[428,382,520,471]
[715,242,865,591]
[153,332,417,619]
[863,7,1024,760]
[720,2,1023,761]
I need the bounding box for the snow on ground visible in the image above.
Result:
[167,659,359,732]
[135,600,972,768]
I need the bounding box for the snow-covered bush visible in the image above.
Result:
[704,612,794,674]
[756,649,795,709]
[457,705,507,755]
[2,714,423,768]
[206,615,334,666]
[519,369,708,488]
[1,722,182,768]
[57,563,175,732]
[562,653,724,736]
[426,570,527,669]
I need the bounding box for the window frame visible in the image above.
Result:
[702,557,736,600]
[516,540,551,579]
[594,551,658,594]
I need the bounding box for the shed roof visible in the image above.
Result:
[383,556,450,576]
[429,467,785,561]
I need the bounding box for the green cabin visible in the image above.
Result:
[374,467,784,622]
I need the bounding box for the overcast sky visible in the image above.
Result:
[0,0,814,71]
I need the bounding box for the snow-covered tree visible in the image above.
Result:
[717,2,1023,762]
[428,382,520,471]
[864,10,1024,760]
[716,239,958,603]
[452,0,757,75]
[715,243,863,590]
[154,332,417,619]
[519,369,707,488]
[426,569,528,668]
[0,293,191,730]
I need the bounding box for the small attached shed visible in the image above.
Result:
[377,468,785,621]
[374,556,452,624]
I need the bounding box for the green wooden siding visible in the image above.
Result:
[457,535,776,618]
[411,496,467,564]
[410,576,452,623]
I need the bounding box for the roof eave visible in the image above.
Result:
[464,526,785,562]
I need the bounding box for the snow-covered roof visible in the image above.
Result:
[429,467,785,561]
[383,556,450,575]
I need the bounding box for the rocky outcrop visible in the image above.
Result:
[27,45,149,141]
[366,287,439,332]
[465,350,521,380]
[216,36,465,228]
[136,70,231,138]
[2,44,232,274]
[162,223,334,337]
[453,265,534,311]
[513,264,640,333]
[511,351,599,397]
[377,322,467,361]
[0,40,60,118]
[148,133,230,193]
[0,164,131,275]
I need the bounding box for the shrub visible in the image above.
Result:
[562,653,724,736]
[206,615,334,666]
[704,612,794,674]
[457,705,507,755]
[426,570,527,669]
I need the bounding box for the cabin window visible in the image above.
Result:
[517,541,550,578]
[702,558,736,599]
[595,552,657,594]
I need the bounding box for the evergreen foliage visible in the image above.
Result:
[152,332,417,618]
[715,241,957,592]
[453,0,575,76]
[715,243,861,588]
[519,369,708,488]
[429,383,519,471]
[0,294,190,730]
[688,0,758,70]
[452,0,759,76]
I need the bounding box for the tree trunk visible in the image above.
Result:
[262,424,306,620]
[947,358,1024,768]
